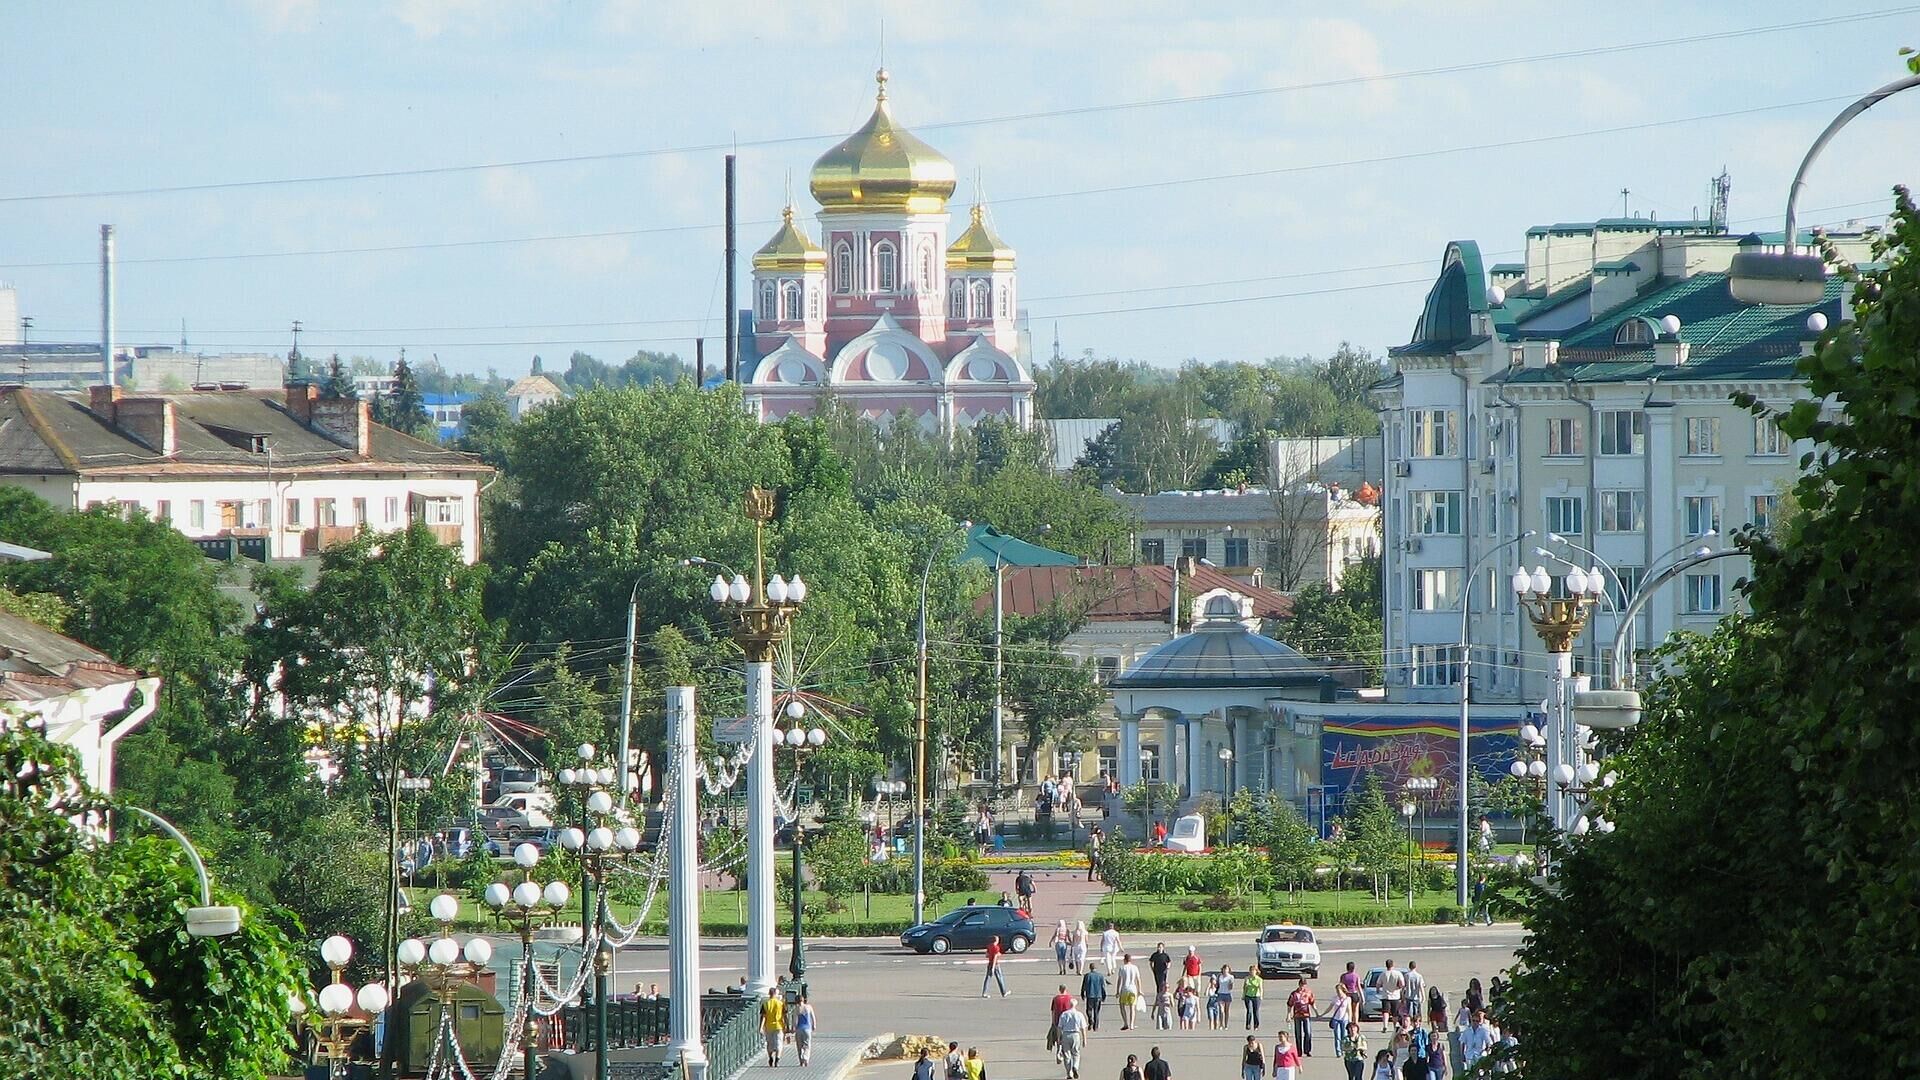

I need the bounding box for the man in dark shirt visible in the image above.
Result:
[1144,1045,1172,1080]
[1080,966,1109,1031]
[1148,944,1173,994]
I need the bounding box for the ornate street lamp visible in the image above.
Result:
[484,843,572,1080]
[396,894,495,1071]
[1512,564,1606,838]
[780,699,828,984]
[294,935,389,1079]
[558,744,643,1080]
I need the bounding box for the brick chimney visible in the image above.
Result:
[308,396,371,455]
[285,383,318,423]
[116,398,176,456]
[89,384,123,414]
[1653,336,1691,367]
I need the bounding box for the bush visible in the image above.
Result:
[1097,904,1462,933]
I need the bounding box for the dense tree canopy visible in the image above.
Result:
[1501,187,1920,1078]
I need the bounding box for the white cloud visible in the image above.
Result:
[393,0,538,38]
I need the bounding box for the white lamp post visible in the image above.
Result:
[1512,564,1606,839]
[484,845,571,1080]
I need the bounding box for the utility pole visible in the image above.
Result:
[724,155,737,383]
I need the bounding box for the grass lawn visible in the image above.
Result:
[1095,889,1460,931]
[412,886,928,937]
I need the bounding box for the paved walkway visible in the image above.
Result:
[733,1033,884,1080]
[982,867,1106,929]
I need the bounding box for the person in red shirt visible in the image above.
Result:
[1050,983,1075,1064]
[1181,946,1202,988]
[1286,978,1316,1057]
[1151,820,1168,847]
[982,937,1008,997]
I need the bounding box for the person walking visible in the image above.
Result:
[1053,920,1072,974]
[964,1047,985,1080]
[1270,1031,1300,1080]
[792,992,817,1066]
[1400,963,1425,1028]
[982,936,1010,997]
[1015,869,1037,911]
[1055,1001,1089,1080]
[1286,978,1315,1057]
[1338,961,1361,1005]
[1379,960,1404,1030]
[1341,1026,1369,1080]
[1472,874,1492,925]
[1115,954,1143,1031]
[1212,964,1235,1031]
[1181,946,1202,989]
[1050,984,1076,1064]
[1080,964,1109,1032]
[1100,923,1123,975]
[1120,1053,1143,1080]
[944,1041,966,1080]
[1328,984,1352,1056]
[1241,967,1264,1030]
[1071,921,1090,974]
[1240,1035,1265,1080]
[913,1049,936,1080]
[1458,1011,1494,1071]
[1370,1049,1395,1080]
[1425,986,1447,1032]
[1150,985,1172,1030]
[1144,1046,1171,1080]
[1148,943,1172,996]
[759,991,785,1067]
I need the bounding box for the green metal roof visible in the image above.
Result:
[1490,272,1841,385]
[1397,241,1489,352]
[1489,262,1524,275]
[957,523,1078,568]
[1593,259,1641,273]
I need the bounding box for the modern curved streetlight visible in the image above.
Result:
[1729,71,1920,304]
[124,806,240,938]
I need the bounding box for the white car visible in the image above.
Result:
[1253,924,1320,979]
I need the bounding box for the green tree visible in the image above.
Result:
[455,390,512,467]
[322,354,356,399]
[1501,184,1920,1079]
[1275,555,1382,683]
[1341,772,1401,901]
[384,355,430,437]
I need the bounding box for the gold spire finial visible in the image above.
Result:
[971,203,985,226]
[875,67,889,102]
[782,204,796,225]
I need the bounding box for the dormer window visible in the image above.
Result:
[249,434,269,454]
[1614,317,1657,346]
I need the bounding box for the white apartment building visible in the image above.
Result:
[1116,483,1381,592]
[1371,217,1875,704]
[0,608,159,797]
[0,385,493,564]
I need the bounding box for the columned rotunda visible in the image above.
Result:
[740,70,1035,433]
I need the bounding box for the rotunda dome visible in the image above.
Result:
[810,69,957,215]
[1111,621,1331,691]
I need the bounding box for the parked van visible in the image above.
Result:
[484,791,553,830]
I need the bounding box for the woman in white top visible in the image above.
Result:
[1100,923,1123,975]
[1070,921,1090,973]
[1053,921,1072,974]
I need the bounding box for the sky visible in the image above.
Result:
[2,1,1917,377]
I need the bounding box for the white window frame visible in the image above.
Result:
[757,281,775,321]
[1750,494,1780,532]
[1684,416,1721,456]
[1413,568,1460,612]
[1598,410,1646,456]
[1411,644,1463,687]
[1545,495,1584,536]
[833,243,853,294]
[1684,572,1723,614]
[1410,409,1459,458]
[1410,490,1462,535]
[1754,416,1791,456]
[1684,495,1721,538]
[1545,416,1584,457]
[780,280,802,321]
[873,241,897,293]
[1598,490,1646,533]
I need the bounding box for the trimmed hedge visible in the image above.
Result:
[1095,905,1464,933]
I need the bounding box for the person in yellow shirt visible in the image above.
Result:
[964,1046,987,1080]
[760,993,786,1066]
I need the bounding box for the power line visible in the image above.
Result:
[0,7,1907,206]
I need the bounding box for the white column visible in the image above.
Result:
[1544,650,1573,834]
[1119,715,1141,787]
[666,686,708,1080]
[745,658,777,996]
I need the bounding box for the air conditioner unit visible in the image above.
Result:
[1481,457,1496,474]
[1392,460,1412,477]
[1402,538,1423,554]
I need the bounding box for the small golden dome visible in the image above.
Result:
[946,203,1015,271]
[809,69,957,215]
[753,206,827,271]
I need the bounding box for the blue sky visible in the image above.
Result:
[2,1,1916,376]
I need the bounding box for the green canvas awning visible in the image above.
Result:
[956,523,1078,568]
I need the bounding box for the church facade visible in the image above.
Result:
[740,70,1036,433]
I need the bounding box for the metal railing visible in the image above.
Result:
[549,991,761,1080]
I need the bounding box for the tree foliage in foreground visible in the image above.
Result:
[1502,185,1920,1078]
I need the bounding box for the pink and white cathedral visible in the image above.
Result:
[740,70,1036,432]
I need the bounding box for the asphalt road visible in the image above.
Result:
[601,924,1525,1080]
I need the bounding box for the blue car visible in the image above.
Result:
[900,905,1035,955]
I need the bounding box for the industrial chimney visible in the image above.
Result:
[99,225,115,388]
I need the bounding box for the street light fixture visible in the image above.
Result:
[1216,747,1234,844]
[779,699,828,984]
[559,744,644,1080]
[1512,564,1606,840]
[1451,531,1535,910]
[1729,72,1920,305]
[484,842,572,1080]
[297,935,388,1079]
[395,894,495,1069]
[1400,801,1417,908]
[123,807,241,938]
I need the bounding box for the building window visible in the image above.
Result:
[757,281,775,321]
[873,241,897,292]
[1684,572,1723,614]
[919,244,934,292]
[808,287,822,321]
[1751,494,1780,532]
[1411,491,1462,535]
[1097,656,1120,685]
[1545,496,1583,536]
[1140,743,1161,782]
[285,498,302,527]
[256,500,270,527]
[1410,409,1459,457]
[385,496,400,523]
[1413,568,1460,611]
[1684,417,1720,456]
[970,280,989,318]
[352,498,367,526]
[1608,565,1645,609]
[1684,495,1721,537]
[780,280,802,321]
[1545,416,1584,456]
[833,243,852,293]
[1224,537,1250,566]
[155,500,172,525]
[418,497,463,525]
[1754,416,1791,455]
[997,284,1009,318]
[949,282,965,319]
[1598,490,1646,533]
[189,500,206,529]
[218,501,243,529]
[1097,744,1118,780]
[1614,318,1655,346]
[1598,410,1646,456]
[1180,538,1208,561]
[1411,644,1463,686]
[316,498,337,527]
[1140,538,1165,564]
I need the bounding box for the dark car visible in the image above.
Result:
[900,905,1035,955]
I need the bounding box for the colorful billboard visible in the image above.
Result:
[1316,712,1532,819]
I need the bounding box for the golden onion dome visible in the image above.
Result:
[946,203,1016,271]
[753,205,827,272]
[809,69,957,215]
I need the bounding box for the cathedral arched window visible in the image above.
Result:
[949,281,966,319]
[833,243,853,294]
[970,280,990,320]
[919,243,935,292]
[808,286,822,322]
[757,281,775,321]
[780,280,802,321]
[997,284,1009,318]
[874,241,897,293]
